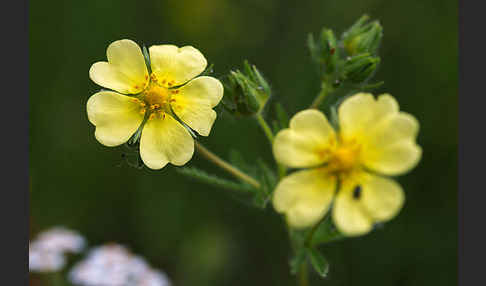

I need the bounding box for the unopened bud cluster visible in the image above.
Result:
[308,14,383,86]
[221,60,271,116]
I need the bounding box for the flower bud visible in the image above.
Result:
[222,61,271,116]
[308,28,339,74]
[341,15,383,56]
[342,53,380,83]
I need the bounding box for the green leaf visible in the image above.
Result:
[228,149,254,175]
[275,102,289,129]
[252,159,278,208]
[307,248,329,278]
[310,216,345,246]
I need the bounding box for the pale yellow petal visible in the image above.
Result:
[86,91,144,147]
[338,93,399,140]
[333,172,404,236]
[171,76,223,136]
[89,39,149,94]
[338,93,421,175]
[360,174,405,221]
[139,114,194,170]
[273,109,336,168]
[361,112,422,175]
[149,45,207,86]
[273,168,336,228]
[332,180,373,236]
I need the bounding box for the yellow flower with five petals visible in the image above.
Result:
[272,93,422,236]
[87,39,223,169]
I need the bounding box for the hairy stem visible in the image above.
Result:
[309,82,330,109]
[195,142,260,189]
[255,113,274,143]
[255,113,288,178]
[298,261,309,286]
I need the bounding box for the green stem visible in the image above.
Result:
[309,82,330,109]
[255,113,274,143]
[195,142,261,189]
[298,261,309,286]
[305,219,322,248]
[255,113,288,178]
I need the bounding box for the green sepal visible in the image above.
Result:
[309,216,345,246]
[341,53,380,84]
[341,14,383,56]
[307,248,330,278]
[307,28,339,76]
[221,61,271,117]
[142,45,152,74]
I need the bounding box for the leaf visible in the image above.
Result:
[252,159,278,208]
[228,149,255,175]
[310,215,345,246]
[308,248,330,278]
[275,102,289,129]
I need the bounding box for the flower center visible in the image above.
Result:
[143,83,171,109]
[328,140,361,173]
[139,80,181,120]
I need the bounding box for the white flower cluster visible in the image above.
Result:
[29,227,86,272]
[69,244,171,286]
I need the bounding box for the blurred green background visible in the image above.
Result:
[29,0,457,285]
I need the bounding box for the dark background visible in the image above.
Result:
[29,0,457,285]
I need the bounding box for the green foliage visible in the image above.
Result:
[341,53,380,83]
[176,166,254,193]
[308,28,339,76]
[310,216,345,246]
[272,102,290,133]
[341,14,383,56]
[221,60,271,117]
[227,149,277,208]
[308,248,330,278]
[307,14,384,97]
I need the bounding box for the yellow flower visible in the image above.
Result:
[272,93,422,236]
[87,39,223,170]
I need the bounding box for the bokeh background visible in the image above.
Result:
[29,0,457,285]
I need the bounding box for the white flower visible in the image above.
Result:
[29,242,66,272]
[69,244,171,286]
[35,227,86,253]
[29,226,86,273]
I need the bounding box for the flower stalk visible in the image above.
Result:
[195,142,260,189]
[309,82,331,109]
